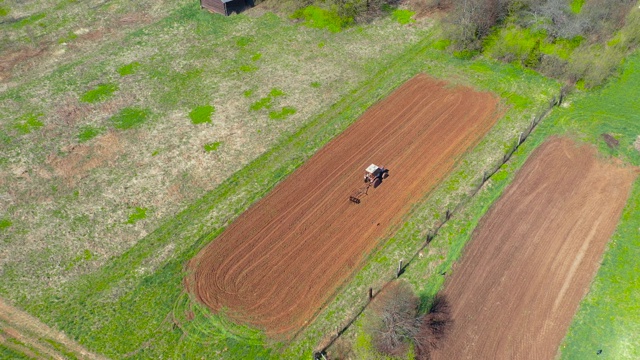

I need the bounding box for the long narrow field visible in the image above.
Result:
[431,137,637,359]
[188,74,500,336]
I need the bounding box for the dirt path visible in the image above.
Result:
[431,137,637,360]
[0,297,108,360]
[188,74,501,337]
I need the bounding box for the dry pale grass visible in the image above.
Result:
[0,6,430,301]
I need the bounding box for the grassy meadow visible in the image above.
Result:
[1,0,638,359]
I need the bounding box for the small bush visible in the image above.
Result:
[110,108,150,129]
[235,36,253,47]
[0,218,12,231]
[189,105,215,124]
[291,6,353,33]
[80,83,118,103]
[13,113,44,135]
[392,9,415,25]
[0,5,10,17]
[365,281,420,358]
[269,106,296,120]
[77,125,102,142]
[126,207,147,224]
[250,88,286,111]
[204,141,221,152]
[118,62,141,76]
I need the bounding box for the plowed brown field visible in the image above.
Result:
[188,74,500,336]
[431,137,637,360]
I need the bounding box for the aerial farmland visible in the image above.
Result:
[1,1,639,359]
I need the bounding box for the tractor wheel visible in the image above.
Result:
[382,170,389,179]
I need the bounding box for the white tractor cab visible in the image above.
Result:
[363,164,389,184]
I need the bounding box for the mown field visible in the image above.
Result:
[2,1,637,359]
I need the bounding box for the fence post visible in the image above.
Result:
[369,287,373,300]
[445,209,451,220]
[397,260,403,278]
[518,132,524,145]
[482,171,487,183]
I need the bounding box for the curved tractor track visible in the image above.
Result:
[431,137,637,360]
[188,74,500,336]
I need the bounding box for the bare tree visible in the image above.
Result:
[365,281,420,358]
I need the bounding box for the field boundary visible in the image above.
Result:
[314,86,569,359]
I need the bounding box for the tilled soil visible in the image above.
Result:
[188,74,500,336]
[431,137,637,360]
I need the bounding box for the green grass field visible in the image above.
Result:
[1,1,638,359]
[0,5,561,358]
[553,51,640,360]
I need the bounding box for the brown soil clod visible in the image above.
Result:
[430,137,637,360]
[187,74,501,338]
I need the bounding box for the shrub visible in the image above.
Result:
[77,125,102,142]
[290,5,354,33]
[13,113,44,134]
[204,141,221,152]
[391,9,415,25]
[80,83,118,103]
[126,207,147,224]
[189,105,215,124]
[110,108,150,129]
[365,281,420,358]
[118,61,141,76]
[269,106,296,120]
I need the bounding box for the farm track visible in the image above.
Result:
[188,74,500,336]
[431,137,637,360]
[0,297,108,360]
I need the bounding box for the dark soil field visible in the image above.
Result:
[188,74,501,336]
[431,137,637,359]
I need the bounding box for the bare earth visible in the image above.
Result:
[188,74,501,337]
[431,137,637,360]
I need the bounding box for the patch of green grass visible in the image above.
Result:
[243,89,254,97]
[57,31,78,44]
[204,141,221,152]
[291,6,353,33]
[0,345,31,360]
[65,250,93,271]
[118,61,141,76]
[484,25,582,64]
[552,51,640,360]
[235,36,253,47]
[110,108,150,130]
[80,83,118,103]
[310,81,321,88]
[391,9,415,25]
[13,113,44,135]
[12,12,46,29]
[77,125,102,142]
[126,207,147,224]
[189,105,215,124]
[251,52,262,61]
[570,0,585,14]
[250,88,286,111]
[0,5,10,17]
[239,64,258,72]
[0,218,12,231]
[269,106,296,120]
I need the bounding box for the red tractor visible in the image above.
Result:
[349,164,389,204]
